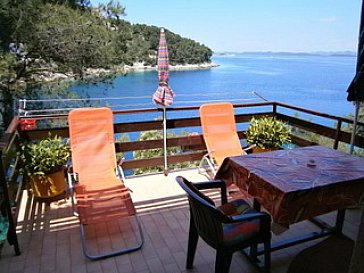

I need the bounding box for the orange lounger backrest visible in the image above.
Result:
[68,107,117,184]
[68,107,136,224]
[199,102,244,166]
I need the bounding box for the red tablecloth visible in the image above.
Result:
[215,146,364,227]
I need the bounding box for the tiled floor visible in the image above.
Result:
[0,168,360,273]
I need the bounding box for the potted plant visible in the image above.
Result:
[20,135,70,198]
[246,116,291,153]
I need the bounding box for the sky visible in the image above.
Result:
[90,0,362,53]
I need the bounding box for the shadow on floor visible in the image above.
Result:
[287,235,354,273]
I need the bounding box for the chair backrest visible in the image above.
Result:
[68,107,117,184]
[176,176,230,248]
[199,102,245,166]
[68,107,137,224]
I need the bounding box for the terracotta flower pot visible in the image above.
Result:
[29,169,67,198]
[19,119,37,130]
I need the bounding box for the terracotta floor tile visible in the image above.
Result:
[1,169,361,273]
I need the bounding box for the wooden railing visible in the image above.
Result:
[1,101,364,255]
[18,101,364,170]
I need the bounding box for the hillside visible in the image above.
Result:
[0,0,213,127]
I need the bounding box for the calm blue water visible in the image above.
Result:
[68,53,357,172]
[69,53,357,121]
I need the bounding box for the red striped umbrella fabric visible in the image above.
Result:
[153,28,174,106]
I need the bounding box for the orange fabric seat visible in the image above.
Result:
[68,107,135,224]
[68,107,143,260]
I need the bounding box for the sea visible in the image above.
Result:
[69,52,357,125]
[67,52,357,171]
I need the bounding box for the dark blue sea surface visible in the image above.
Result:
[69,53,356,123]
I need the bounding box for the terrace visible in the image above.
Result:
[1,100,364,273]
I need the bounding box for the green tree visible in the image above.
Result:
[0,1,119,127]
[127,34,150,64]
[33,4,119,76]
[97,0,125,20]
[0,0,213,130]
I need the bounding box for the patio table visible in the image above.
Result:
[215,145,364,252]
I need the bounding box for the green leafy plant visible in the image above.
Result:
[20,135,70,177]
[246,116,291,149]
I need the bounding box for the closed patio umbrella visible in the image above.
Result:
[153,28,175,175]
[347,3,364,273]
[347,1,364,154]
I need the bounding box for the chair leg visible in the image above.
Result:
[198,154,217,177]
[186,216,199,269]
[249,243,258,262]
[215,250,232,273]
[79,215,144,260]
[263,239,271,273]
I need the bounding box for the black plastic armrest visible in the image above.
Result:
[193,180,227,204]
[230,211,271,225]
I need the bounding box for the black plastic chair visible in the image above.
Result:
[176,176,271,273]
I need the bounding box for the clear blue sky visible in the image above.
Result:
[90,0,362,53]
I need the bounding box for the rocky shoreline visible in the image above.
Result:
[124,62,219,73]
[35,62,219,82]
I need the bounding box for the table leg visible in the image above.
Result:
[257,208,346,255]
[253,198,261,211]
[335,209,346,234]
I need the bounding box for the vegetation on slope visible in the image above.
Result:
[0,0,213,127]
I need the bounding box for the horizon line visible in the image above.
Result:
[213,50,356,55]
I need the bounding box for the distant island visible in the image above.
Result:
[214,51,356,57]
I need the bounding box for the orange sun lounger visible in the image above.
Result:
[68,107,143,260]
[199,102,254,177]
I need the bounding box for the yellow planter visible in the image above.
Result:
[30,169,67,198]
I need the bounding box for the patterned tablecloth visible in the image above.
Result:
[215,146,364,227]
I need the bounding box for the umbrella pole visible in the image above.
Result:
[163,107,168,176]
[350,101,360,154]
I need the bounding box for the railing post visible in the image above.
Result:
[334,120,342,150]
[18,99,27,117]
[0,149,20,255]
[272,103,277,116]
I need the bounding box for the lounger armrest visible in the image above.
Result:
[193,180,227,204]
[203,149,216,157]
[116,159,126,181]
[118,158,125,166]
[66,165,78,186]
[243,144,256,152]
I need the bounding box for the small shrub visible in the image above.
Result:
[246,116,291,149]
[20,134,70,177]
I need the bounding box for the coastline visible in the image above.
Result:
[36,62,219,82]
[123,62,219,73]
[42,53,353,119]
